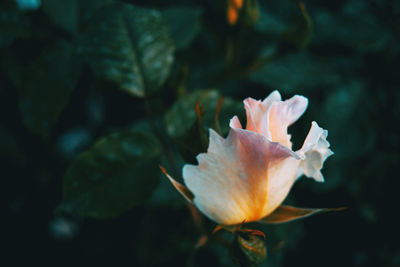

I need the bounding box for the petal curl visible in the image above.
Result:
[297,121,334,182]
[268,95,308,148]
[240,91,308,149]
[183,128,298,225]
[229,115,242,129]
[243,90,281,138]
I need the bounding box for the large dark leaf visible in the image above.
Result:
[161,7,202,50]
[0,5,30,47]
[80,2,174,97]
[78,0,113,25]
[42,0,114,34]
[42,0,78,35]
[18,40,81,140]
[56,129,162,219]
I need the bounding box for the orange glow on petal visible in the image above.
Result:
[183,129,298,225]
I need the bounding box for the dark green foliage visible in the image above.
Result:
[162,6,203,50]
[0,126,25,164]
[80,2,174,97]
[42,0,79,34]
[0,5,29,47]
[18,41,81,140]
[57,129,161,219]
[2,0,400,266]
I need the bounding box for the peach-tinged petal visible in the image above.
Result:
[207,127,226,153]
[243,90,281,138]
[263,90,282,104]
[262,156,301,216]
[239,91,308,149]
[243,98,262,133]
[297,121,333,182]
[183,128,297,225]
[268,95,308,148]
[229,115,242,129]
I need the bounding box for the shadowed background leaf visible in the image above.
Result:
[18,40,81,140]
[56,129,161,219]
[161,6,203,50]
[0,3,30,47]
[42,0,78,35]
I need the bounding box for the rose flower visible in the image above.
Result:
[162,90,334,226]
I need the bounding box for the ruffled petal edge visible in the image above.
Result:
[296,121,334,182]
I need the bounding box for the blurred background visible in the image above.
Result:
[1,0,399,266]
